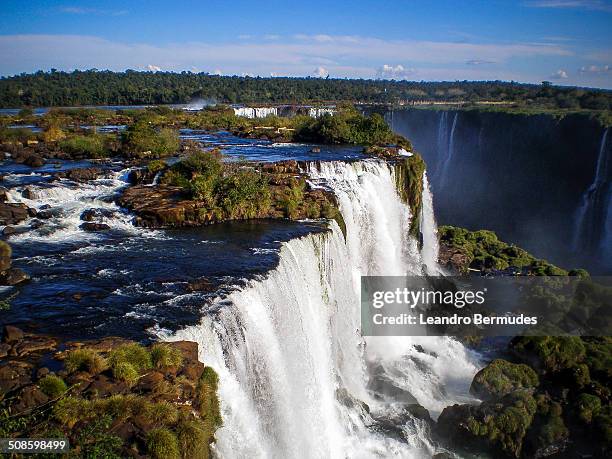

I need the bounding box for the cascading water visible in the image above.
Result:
[233,107,278,118]
[164,160,480,458]
[573,127,611,253]
[437,113,458,188]
[420,173,441,275]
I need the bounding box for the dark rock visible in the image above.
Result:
[80,208,114,222]
[23,154,45,168]
[135,371,165,393]
[36,367,50,379]
[0,268,30,286]
[3,325,24,343]
[0,361,33,395]
[0,343,10,358]
[22,187,38,200]
[12,385,49,413]
[0,202,29,225]
[30,219,44,229]
[56,167,103,182]
[27,207,38,217]
[187,277,215,293]
[80,222,111,232]
[85,374,130,398]
[13,335,56,357]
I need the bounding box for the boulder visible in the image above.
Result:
[22,187,39,200]
[80,222,111,232]
[3,325,24,343]
[0,361,33,395]
[0,267,30,286]
[187,277,215,292]
[0,202,29,225]
[80,208,114,222]
[23,154,45,168]
[470,359,539,401]
[12,385,49,414]
[55,167,103,182]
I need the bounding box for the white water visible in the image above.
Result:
[309,107,336,118]
[165,160,480,458]
[4,170,159,242]
[420,173,441,275]
[437,113,458,188]
[573,127,610,252]
[233,107,278,118]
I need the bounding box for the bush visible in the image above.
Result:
[470,359,539,400]
[60,134,109,158]
[146,428,180,459]
[112,361,139,385]
[148,401,179,425]
[176,417,211,459]
[54,397,92,428]
[510,336,586,373]
[196,367,222,429]
[121,122,179,158]
[147,159,167,174]
[108,343,152,372]
[43,126,66,143]
[151,344,183,368]
[575,393,602,424]
[64,348,107,374]
[38,375,68,398]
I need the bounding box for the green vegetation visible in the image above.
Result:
[509,336,586,373]
[163,150,272,219]
[64,348,107,374]
[394,154,426,236]
[147,428,180,459]
[121,121,180,158]
[151,344,184,368]
[439,225,568,274]
[38,375,68,398]
[470,359,539,400]
[1,70,611,112]
[59,133,110,158]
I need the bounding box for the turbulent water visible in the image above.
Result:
[165,160,480,458]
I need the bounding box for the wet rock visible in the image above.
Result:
[80,208,114,222]
[12,385,49,414]
[23,154,45,168]
[0,267,30,286]
[13,335,56,357]
[0,343,10,358]
[27,207,38,217]
[36,367,50,379]
[80,222,111,232]
[0,361,33,395]
[55,167,103,182]
[3,325,24,343]
[187,277,215,293]
[22,187,38,200]
[0,202,29,225]
[30,219,44,229]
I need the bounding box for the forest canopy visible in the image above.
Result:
[1,70,611,110]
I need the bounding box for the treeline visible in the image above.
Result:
[1,70,611,110]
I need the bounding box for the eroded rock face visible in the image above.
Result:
[0,202,29,226]
[438,242,471,274]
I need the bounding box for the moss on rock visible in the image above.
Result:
[470,359,539,401]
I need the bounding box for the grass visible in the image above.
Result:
[64,348,107,374]
[146,428,180,459]
[151,344,184,369]
[38,375,68,398]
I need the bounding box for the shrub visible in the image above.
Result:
[575,393,602,424]
[151,344,183,369]
[196,367,222,429]
[64,348,107,374]
[510,336,586,373]
[108,343,152,372]
[111,361,139,385]
[121,122,179,158]
[176,417,211,459]
[43,125,66,143]
[470,359,539,400]
[147,159,167,174]
[54,397,92,428]
[146,428,180,459]
[38,375,68,398]
[148,401,179,425]
[59,134,109,158]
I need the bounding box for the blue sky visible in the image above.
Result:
[1,0,611,88]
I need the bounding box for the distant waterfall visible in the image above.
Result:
[165,160,480,458]
[233,107,278,118]
[420,173,441,275]
[437,112,459,188]
[573,128,611,253]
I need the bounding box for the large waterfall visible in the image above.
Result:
[164,160,480,458]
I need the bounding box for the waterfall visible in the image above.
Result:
[233,107,278,118]
[164,160,480,458]
[573,128,610,252]
[309,107,336,118]
[420,173,441,275]
[437,113,458,188]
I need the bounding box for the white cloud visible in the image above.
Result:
[579,64,611,73]
[0,33,576,84]
[550,69,569,79]
[525,0,612,12]
[313,66,329,77]
[263,34,280,41]
[466,59,496,65]
[60,7,128,16]
[146,64,161,72]
[377,64,417,79]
